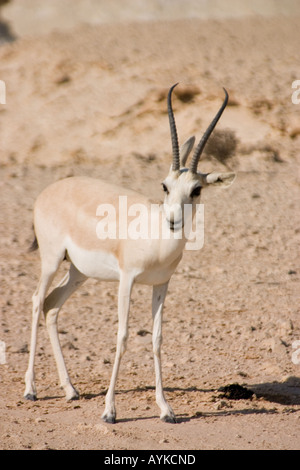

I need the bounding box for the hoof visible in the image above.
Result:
[161,414,177,424]
[65,386,80,401]
[66,392,80,402]
[24,393,37,401]
[101,413,116,424]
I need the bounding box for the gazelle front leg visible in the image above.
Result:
[152,282,176,423]
[102,272,134,423]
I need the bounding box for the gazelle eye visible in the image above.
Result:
[190,186,201,198]
[162,183,169,195]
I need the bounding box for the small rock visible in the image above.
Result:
[94,423,111,435]
[159,438,169,444]
[55,74,71,85]
[80,354,91,362]
[237,371,248,378]
[216,400,232,410]
[11,343,28,354]
[289,126,300,139]
[137,329,151,337]
[270,337,287,354]
[166,361,175,368]
[35,417,45,423]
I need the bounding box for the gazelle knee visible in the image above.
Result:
[32,295,43,319]
[153,335,162,356]
[45,308,58,327]
[117,332,128,357]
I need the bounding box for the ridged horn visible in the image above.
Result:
[189,88,229,173]
[167,83,180,171]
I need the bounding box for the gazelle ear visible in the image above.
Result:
[180,136,195,167]
[204,172,236,187]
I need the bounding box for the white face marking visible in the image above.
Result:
[162,170,202,230]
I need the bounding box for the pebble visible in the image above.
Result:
[94,423,111,435]
[159,438,169,444]
[216,400,232,410]
[35,417,45,423]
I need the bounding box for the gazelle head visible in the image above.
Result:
[162,83,236,231]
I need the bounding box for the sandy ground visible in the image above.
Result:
[0,5,300,450]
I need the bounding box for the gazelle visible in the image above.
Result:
[24,84,235,423]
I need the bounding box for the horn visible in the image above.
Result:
[167,83,180,171]
[189,88,228,173]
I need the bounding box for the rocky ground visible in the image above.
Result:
[0,7,299,449]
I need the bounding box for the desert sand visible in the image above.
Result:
[0,1,299,450]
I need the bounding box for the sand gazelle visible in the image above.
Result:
[24,83,235,423]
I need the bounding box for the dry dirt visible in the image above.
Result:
[0,7,300,450]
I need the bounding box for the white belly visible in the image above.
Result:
[65,237,120,281]
[65,237,182,286]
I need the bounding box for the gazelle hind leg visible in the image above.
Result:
[152,282,176,423]
[24,259,61,400]
[43,263,87,400]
